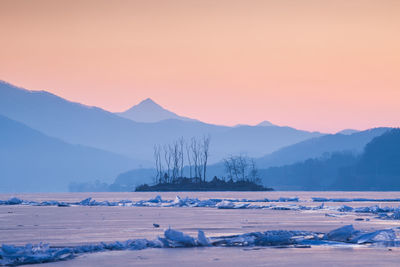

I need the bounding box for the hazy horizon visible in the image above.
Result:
[0,79,397,133]
[1,0,400,132]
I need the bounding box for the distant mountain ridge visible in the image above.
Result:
[116,98,197,123]
[260,128,400,190]
[337,129,359,135]
[0,114,142,192]
[255,127,389,169]
[0,80,322,164]
[234,120,277,128]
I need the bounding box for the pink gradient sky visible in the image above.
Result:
[1,0,399,132]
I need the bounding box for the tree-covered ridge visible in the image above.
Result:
[261,129,400,190]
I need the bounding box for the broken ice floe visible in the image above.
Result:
[2,196,400,220]
[2,225,400,266]
[312,197,400,202]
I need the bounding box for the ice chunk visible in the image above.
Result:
[312,197,329,202]
[164,228,196,247]
[233,203,250,209]
[392,210,400,219]
[211,233,256,247]
[314,203,325,210]
[197,230,211,246]
[0,243,74,266]
[338,205,353,212]
[57,202,70,207]
[173,196,183,206]
[325,213,339,217]
[216,200,235,209]
[255,231,297,246]
[78,197,93,206]
[5,197,23,205]
[278,197,299,202]
[355,207,372,213]
[325,225,357,242]
[313,198,400,202]
[352,229,397,244]
[148,195,162,203]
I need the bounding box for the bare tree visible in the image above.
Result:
[179,137,185,178]
[249,158,260,183]
[190,137,200,180]
[171,142,180,182]
[231,156,239,181]
[153,145,162,184]
[153,136,212,184]
[223,155,255,182]
[223,158,233,181]
[237,155,248,181]
[202,135,210,182]
[163,144,172,183]
[186,142,192,178]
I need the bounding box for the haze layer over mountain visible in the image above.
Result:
[255,128,390,169]
[0,114,139,192]
[0,81,322,164]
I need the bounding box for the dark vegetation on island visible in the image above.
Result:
[69,128,400,192]
[136,136,271,191]
[136,176,272,192]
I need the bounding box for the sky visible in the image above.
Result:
[1,0,399,133]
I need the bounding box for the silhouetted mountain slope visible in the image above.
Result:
[255,128,389,169]
[0,81,322,163]
[337,129,359,135]
[360,129,400,177]
[116,98,196,123]
[213,125,321,158]
[332,128,400,190]
[259,152,359,190]
[260,129,400,190]
[0,114,142,192]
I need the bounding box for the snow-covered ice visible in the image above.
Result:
[2,195,400,221]
[2,192,400,266]
[2,225,400,266]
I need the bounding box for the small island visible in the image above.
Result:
[135,137,273,192]
[136,176,273,192]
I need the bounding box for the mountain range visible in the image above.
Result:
[260,128,400,190]
[254,127,389,169]
[1,80,394,192]
[0,81,322,165]
[100,127,391,191]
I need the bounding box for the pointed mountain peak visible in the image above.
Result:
[129,98,163,110]
[139,98,158,105]
[257,120,276,127]
[117,98,196,123]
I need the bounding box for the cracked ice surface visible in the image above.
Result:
[2,192,400,266]
[2,226,400,266]
[2,195,400,221]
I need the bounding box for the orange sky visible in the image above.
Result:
[1,0,399,132]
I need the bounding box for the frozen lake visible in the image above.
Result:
[1,191,400,266]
